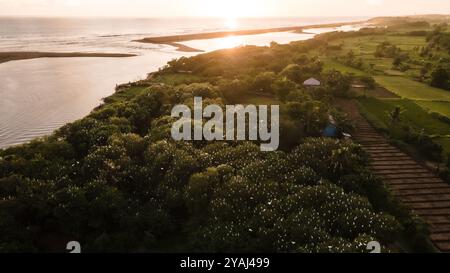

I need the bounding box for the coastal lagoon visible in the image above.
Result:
[0,17,367,148]
[0,52,187,148]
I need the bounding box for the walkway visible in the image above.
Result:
[339,99,450,252]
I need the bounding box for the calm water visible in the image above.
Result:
[0,17,368,149]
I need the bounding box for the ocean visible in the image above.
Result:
[0,17,368,149]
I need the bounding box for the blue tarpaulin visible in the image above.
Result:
[323,124,338,137]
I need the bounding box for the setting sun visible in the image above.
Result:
[219,35,244,48]
[225,17,239,29]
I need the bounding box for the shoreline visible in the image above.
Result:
[162,42,205,53]
[135,20,368,52]
[0,52,137,64]
[0,20,366,149]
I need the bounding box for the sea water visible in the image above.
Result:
[0,17,367,148]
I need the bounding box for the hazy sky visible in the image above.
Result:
[0,0,449,18]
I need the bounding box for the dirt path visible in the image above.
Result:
[336,98,450,252]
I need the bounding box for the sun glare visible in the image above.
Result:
[225,17,238,29]
[218,35,244,49]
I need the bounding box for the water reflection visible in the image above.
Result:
[183,31,315,52]
[219,35,244,49]
[0,52,188,149]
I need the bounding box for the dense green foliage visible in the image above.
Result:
[375,41,404,59]
[0,28,431,253]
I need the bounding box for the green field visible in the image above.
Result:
[374,76,450,101]
[328,35,432,75]
[105,86,147,103]
[332,35,429,56]
[321,33,450,100]
[153,73,205,85]
[326,29,450,164]
[358,97,450,136]
[415,101,450,118]
[322,58,368,76]
[325,33,450,103]
[436,138,450,157]
[358,97,450,157]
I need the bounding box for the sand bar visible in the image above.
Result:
[135,21,367,52]
[0,52,137,64]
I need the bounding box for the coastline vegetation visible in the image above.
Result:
[2,15,449,252]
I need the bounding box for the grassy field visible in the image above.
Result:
[358,97,450,157]
[324,28,450,164]
[357,97,450,136]
[328,35,431,76]
[325,32,450,102]
[415,101,450,118]
[152,73,205,85]
[320,33,450,98]
[330,35,429,56]
[374,76,450,101]
[321,58,450,102]
[436,138,450,158]
[306,30,450,162]
[105,86,147,103]
[322,58,368,76]
[331,33,449,69]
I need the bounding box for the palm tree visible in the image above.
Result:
[388,106,405,124]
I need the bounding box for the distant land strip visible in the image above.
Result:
[0,52,137,64]
[135,20,367,52]
[161,42,205,52]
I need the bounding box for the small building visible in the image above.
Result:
[303,77,321,87]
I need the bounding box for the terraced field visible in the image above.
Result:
[328,32,449,77]
[341,99,450,252]
[416,101,450,118]
[322,58,368,76]
[357,97,450,136]
[374,76,450,101]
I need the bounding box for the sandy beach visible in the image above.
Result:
[0,52,137,64]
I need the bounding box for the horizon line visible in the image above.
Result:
[0,13,448,20]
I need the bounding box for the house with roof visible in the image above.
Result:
[303,77,321,87]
